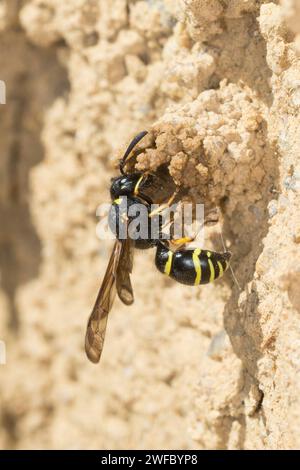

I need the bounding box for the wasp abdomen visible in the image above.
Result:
[155,242,231,286]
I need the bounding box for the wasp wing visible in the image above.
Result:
[116,238,134,305]
[85,240,123,364]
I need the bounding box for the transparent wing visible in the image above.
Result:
[85,240,123,364]
[116,238,134,305]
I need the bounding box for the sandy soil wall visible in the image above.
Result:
[0,0,299,449]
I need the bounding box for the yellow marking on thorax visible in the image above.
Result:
[114,198,122,205]
[193,248,202,285]
[217,261,224,278]
[164,251,173,276]
[134,175,144,196]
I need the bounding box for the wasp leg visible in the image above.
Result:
[132,172,155,205]
[169,235,195,251]
[134,172,149,196]
[149,189,180,217]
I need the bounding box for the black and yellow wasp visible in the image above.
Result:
[85,131,231,363]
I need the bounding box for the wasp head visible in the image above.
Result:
[110,173,142,200]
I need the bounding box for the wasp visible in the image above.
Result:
[85,131,231,363]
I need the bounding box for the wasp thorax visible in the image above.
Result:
[108,196,157,249]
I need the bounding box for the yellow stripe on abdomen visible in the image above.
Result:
[217,261,224,278]
[193,248,202,285]
[208,258,215,282]
[164,251,173,276]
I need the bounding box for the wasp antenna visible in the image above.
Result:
[119,130,148,174]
